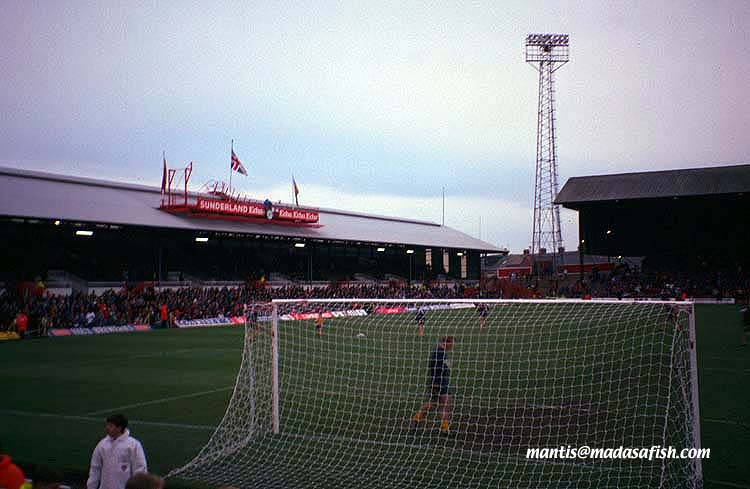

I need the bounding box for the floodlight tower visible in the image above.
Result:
[526,33,569,271]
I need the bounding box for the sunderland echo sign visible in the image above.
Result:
[194,197,319,224]
[196,198,265,218]
[276,208,319,222]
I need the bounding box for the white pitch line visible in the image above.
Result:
[0,409,216,431]
[703,418,750,428]
[85,386,234,416]
[705,479,750,489]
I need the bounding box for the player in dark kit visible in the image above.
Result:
[244,304,262,342]
[477,303,489,329]
[412,336,455,433]
[415,307,426,337]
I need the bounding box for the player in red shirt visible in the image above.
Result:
[15,311,28,339]
[160,304,169,329]
[315,312,324,336]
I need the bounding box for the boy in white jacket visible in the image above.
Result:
[87,414,148,489]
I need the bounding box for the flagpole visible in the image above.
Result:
[442,186,445,226]
[230,139,233,193]
[161,150,166,206]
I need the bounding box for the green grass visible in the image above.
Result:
[1,303,748,488]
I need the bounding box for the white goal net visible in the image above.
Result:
[168,299,702,488]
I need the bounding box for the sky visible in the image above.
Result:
[1,1,748,252]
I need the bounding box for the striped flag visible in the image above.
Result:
[231,150,247,176]
[293,176,299,206]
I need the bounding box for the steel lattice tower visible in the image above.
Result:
[526,33,569,266]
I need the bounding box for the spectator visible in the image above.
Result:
[124,473,163,489]
[87,414,147,489]
[0,454,25,489]
[159,304,168,330]
[15,310,28,339]
[30,465,64,489]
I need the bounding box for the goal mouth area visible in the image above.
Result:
[169,299,701,489]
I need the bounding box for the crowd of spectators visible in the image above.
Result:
[0,281,492,333]
[568,263,748,302]
[1,266,747,334]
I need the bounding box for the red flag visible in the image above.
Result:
[161,153,167,194]
[231,150,247,176]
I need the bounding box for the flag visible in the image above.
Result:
[293,176,299,206]
[161,153,167,194]
[231,149,247,176]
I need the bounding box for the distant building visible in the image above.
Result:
[482,249,642,279]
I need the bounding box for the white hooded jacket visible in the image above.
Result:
[86,428,147,489]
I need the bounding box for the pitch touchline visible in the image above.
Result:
[85,386,234,416]
[0,409,216,431]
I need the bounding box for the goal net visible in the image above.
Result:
[168,299,702,488]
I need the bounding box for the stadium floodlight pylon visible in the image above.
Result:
[526,33,569,272]
[168,299,702,489]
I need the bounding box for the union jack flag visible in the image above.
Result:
[231,150,247,175]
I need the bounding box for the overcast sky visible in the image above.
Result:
[1,1,748,252]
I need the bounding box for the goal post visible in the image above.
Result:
[688,306,703,483]
[271,303,280,435]
[168,298,702,489]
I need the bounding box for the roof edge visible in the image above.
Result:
[0,165,441,226]
[565,163,750,182]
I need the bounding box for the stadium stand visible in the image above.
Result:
[556,164,750,276]
[0,166,500,286]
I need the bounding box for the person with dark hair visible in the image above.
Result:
[87,414,148,489]
[30,465,64,489]
[411,336,456,434]
[124,473,163,489]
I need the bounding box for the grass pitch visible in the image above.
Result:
[1,304,748,488]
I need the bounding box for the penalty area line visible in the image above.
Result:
[0,409,216,431]
[85,386,234,416]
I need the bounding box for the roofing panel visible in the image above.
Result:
[0,167,501,252]
[556,164,750,206]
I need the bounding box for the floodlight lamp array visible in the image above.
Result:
[526,34,569,47]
